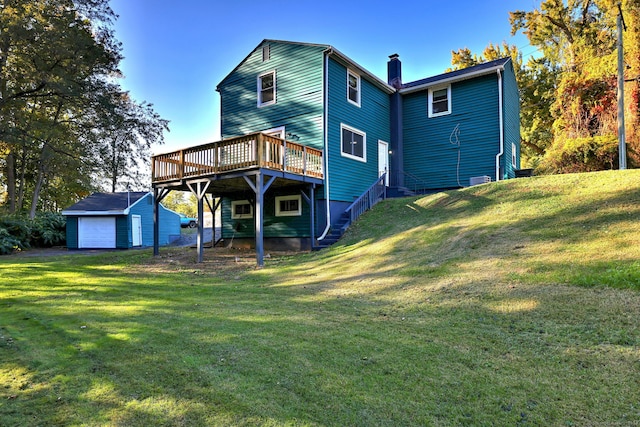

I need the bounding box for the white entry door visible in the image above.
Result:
[132,215,142,247]
[78,217,116,248]
[378,140,389,186]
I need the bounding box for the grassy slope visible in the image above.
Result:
[1,170,639,426]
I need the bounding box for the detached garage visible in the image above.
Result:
[62,192,180,249]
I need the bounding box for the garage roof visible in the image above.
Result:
[61,192,151,216]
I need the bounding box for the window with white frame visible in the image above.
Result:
[512,143,517,167]
[231,200,253,219]
[341,124,366,162]
[258,71,276,107]
[428,85,451,117]
[347,70,360,106]
[275,195,302,217]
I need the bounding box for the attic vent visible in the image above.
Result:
[469,175,491,186]
[262,45,270,62]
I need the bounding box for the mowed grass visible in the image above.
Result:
[1,169,640,426]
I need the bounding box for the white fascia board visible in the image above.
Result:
[325,47,396,94]
[61,210,126,216]
[399,64,506,95]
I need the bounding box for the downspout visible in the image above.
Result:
[495,68,504,182]
[317,49,331,241]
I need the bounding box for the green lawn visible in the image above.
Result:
[1,170,640,426]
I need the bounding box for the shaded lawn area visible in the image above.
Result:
[1,247,639,426]
[2,170,640,426]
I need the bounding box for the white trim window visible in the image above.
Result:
[512,142,517,167]
[258,70,276,107]
[231,200,253,219]
[263,126,285,139]
[275,195,302,217]
[428,85,451,117]
[341,124,366,162]
[347,70,360,107]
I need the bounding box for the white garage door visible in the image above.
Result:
[78,217,116,248]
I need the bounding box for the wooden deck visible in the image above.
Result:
[152,133,323,184]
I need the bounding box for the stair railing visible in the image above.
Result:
[389,170,431,195]
[344,173,387,230]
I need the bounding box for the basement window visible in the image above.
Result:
[258,70,276,107]
[231,200,253,219]
[428,85,451,117]
[275,195,302,217]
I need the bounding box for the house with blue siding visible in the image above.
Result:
[151,40,520,265]
[62,192,180,249]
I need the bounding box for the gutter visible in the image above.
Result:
[317,49,331,241]
[495,68,504,182]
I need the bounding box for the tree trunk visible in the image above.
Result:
[5,151,16,213]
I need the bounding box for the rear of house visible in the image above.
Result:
[151,39,521,263]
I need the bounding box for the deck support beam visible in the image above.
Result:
[153,188,171,256]
[188,181,211,263]
[244,173,276,267]
[301,184,316,250]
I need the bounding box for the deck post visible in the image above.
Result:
[153,187,170,256]
[256,173,264,266]
[187,181,211,263]
[153,188,160,256]
[301,184,315,250]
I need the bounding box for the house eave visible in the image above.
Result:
[399,63,507,95]
[324,47,396,94]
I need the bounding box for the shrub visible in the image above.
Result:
[31,212,66,247]
[0,212,66,254]
[0,227,23,255]
[537,135,622,174]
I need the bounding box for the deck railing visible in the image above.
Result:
[152,133,324,183]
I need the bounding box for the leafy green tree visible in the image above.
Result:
[510,0,639,172]
[0,0,167,216]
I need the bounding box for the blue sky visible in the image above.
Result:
[110,0,539,154]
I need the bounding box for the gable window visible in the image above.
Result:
[341,124,366,162]
[347,70,360,107]
[231,200,253,219]
[275,195,302,217]
[262,44,270,62]
[428,85,451,117]
[258,71,276,107]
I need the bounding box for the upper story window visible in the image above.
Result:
[258,71,276,107]
[347,70,360,107]
[262,44,270,62]
[341,124,366,162]
[428,85,451,117]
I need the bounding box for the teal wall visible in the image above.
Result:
[221,188,311,239]
[66,217,78,249]
[218,41,326,149]
[326,57,391,202]
[130,195,181,246]
[403,73,502,189]
[502,61,520,178]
